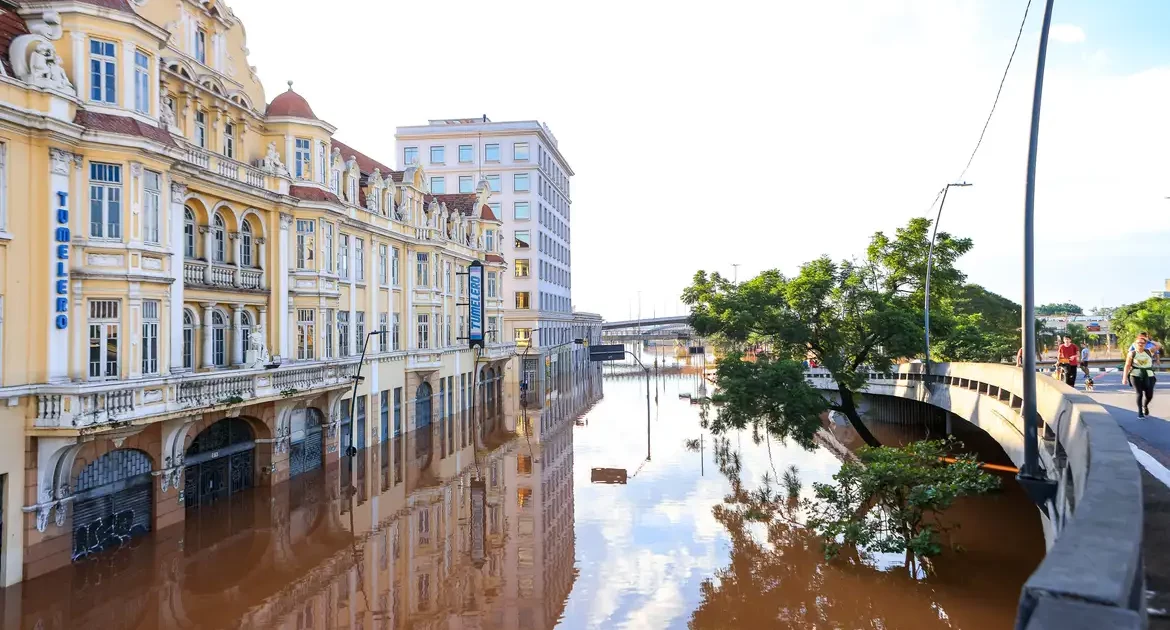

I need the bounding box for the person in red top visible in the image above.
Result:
[1056,335,1080,387]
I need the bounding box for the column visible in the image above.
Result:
[258,306,268,362]
[128,293,143,379]
[121,41,135,111]
[231,304,244,366]
[278,213,291,359]
[199,225,212,283]
[71,32,86,101]
[256,237,267,289]
[201,302,215,369]
[230,231,241,287]
[168,183,188,373]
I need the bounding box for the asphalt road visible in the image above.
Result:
[1076,370,1170,469]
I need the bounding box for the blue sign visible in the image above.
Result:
[468,260,484,348]
[53,191,69,330]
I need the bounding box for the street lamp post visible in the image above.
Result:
[345,329,388,456]
[924,181,972,368]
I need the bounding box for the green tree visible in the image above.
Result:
[683,218,972,447]
[1037,302,1083,316]
[932,285,1019,363]
[805,439,999,564]
[1112,297,1170,348]
[1063,323,1091,347]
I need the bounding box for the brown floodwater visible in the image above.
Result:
[0,359,1044,629]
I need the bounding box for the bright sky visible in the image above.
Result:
[230,0,1170,321]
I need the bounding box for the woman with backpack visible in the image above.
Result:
[1124,335,1158,418]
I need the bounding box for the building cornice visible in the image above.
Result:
[20,2,171,44]
[264,115,338,135]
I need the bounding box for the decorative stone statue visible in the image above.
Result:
[477,234,484,250]
[261,142,289,177]
[10,24,74,94]
[247,326,270,366]
[160,95,177,127]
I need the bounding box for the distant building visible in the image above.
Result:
[1153,279,1170,298]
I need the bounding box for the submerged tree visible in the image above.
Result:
[683,218,972,446]
[805,439,998,568]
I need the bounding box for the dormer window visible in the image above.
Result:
[295,138,311,179]
[133,51,150,114]
[195,28,207,64]
[89,39,117,104]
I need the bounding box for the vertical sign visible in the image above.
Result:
[53,191,69,329]
[470,478,486,568]
[468,260,484,348]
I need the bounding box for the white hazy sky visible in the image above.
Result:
[230,0,1170,320]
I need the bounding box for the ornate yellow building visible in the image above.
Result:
[0,0,513,584]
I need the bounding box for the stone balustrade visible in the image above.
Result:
[32,359,360,431]
[183,260,267,291]
[482,342,516,361]
[182,145,277,193]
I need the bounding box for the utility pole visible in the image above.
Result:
[924,181,972,367]
[1019,0,1058,505]
[731,263,740,285]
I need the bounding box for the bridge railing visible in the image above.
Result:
[806,362,1144,629]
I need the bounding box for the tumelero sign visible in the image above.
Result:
[470,478,486,567]
[53,191,69,330]
[468,260,484,348]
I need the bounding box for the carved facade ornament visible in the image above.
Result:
[261,142,289,178]
[171,182,188,203]
[49,147,72,175]
[279,213,294,230]
[343,157,359,204]
[160,94,177,127]
[10,12,73,94]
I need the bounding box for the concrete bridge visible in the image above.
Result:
[806,362,1144,629]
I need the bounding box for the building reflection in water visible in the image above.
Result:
[1,364,603,630]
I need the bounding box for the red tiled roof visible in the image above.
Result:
[73,111,176,147]
[480,204,499,222]
[485,254,505,264]
[422,193,480,216]
[266,86,317,119]
[0,9,28,76]
[331,139,401,181]
[289,185,339,204]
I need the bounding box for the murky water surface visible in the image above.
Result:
[1,359,1043,629]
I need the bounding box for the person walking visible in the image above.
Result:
[1124,336,1158,418]
[1056,335,1079,387]
[1080,343,1091,377]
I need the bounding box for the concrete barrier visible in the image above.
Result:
[805,362,1145,629]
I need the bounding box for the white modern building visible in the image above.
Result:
[396,118,575,388]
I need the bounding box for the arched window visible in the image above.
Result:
[212,213,226,263]
[211,310,227,367]
[240,219,253,267]
[184,207,196,259]
[240,310,252,362]
[183,309,195,369]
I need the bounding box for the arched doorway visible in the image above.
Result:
[289,408,324,478]
[415,381,433,461]
[72,449,153,561]
[184,418,255,509]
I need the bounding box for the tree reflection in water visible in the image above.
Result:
[688,436,1009,630]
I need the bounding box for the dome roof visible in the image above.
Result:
[266,81,317,119]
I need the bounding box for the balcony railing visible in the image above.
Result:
[482,342,516,361]
[184,260,267,291]
[33,359,361,430]
[182,145,274,192]
[407,352,443,371]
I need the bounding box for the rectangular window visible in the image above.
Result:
[338,234,349,278]
[88,299,120,379]
[487,315,498,342]
[446,315,452,347]
[458,144,473,163]
[297,309,315,360]
[393,387,402,436]
[514,173,530,192]
[355,238,365,282]
[416,252,429,287]
[295,138,311,179]
[355,311,365,351]
[487,271,497,298]
[89,162,122,239]
[429,146,444,164]
[379,244,388,285]
[194,110,206,148]
[514,201,530,220]
[417,314,429,349]
[195,28,207,64]
[338,311,350,356]
[484,143,500,162]
[458,314,465,340]
[141,300,159,375]
[379,313,388,352]
[403,147,418,166]
[323,222,334,272]
[143,171,161,244]
[514,230,530,249]
[392,313,401,351]
[515,292,530,309]
[515,259,529,278]
[325,309,335,359]
[485,230,495,253]
[296,220,314,270]
[392,247,400,285]
[223,122,235,159]
[430,177,445,194]
[485,174,500,192]
[515,327,531,348]
[89,39,117,104]
[444,262,451,294]
[380,390,390,442]
[458,175,473,194]
[134,50,150,114]
[514,142,530,161]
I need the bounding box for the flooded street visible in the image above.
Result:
[0,360,1043,629]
